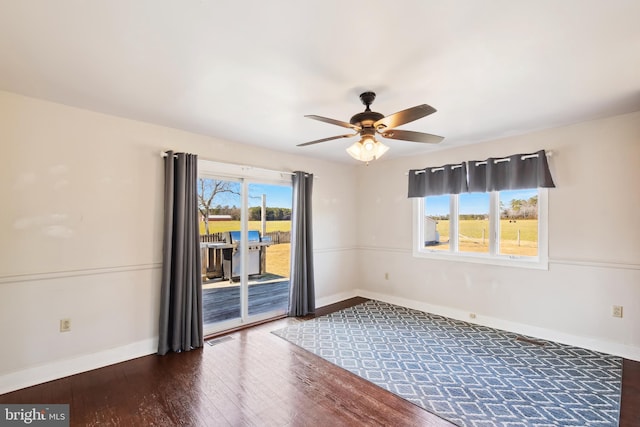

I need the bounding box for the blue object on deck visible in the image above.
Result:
[223,230,271,280]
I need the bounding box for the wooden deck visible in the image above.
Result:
[202,276,289,324]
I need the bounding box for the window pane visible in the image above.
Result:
[247,183,292,316]
[198,177,242,325]
[424,195,449,251]
[458,193,490,254]
[499,189,538,256]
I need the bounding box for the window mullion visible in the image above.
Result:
[450,194,458,253]
[489,192,498,256]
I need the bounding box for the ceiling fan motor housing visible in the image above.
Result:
[350,111,384,128]
[351,91,384,129]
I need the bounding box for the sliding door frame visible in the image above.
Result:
[198,159,293,336]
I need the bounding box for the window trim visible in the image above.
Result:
[198,159,293,186]
[413,188,549,270]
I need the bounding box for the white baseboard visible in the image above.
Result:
[355,289,640,362]
[0,338,158,395]
[5,290,637,395]
[1,290,360,395]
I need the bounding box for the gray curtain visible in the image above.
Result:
[468,149,555,192]
[288,171,315,316]
[408,163,468,197]
[158,151,203,355]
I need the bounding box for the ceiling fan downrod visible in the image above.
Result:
[359,91,377,111]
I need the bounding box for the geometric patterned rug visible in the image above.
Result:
[272,300,622,427]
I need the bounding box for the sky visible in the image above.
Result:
[248,183,292,208]
[203,180,293,208]
[426,189,537,216]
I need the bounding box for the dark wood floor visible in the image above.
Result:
[1,297,639,426]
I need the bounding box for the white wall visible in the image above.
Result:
[355,111,640,359]
[0,91,359,393]
[2,89,638,394]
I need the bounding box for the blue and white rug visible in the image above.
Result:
[272,300,622,427]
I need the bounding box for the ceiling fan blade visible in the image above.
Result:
[379,129,444,144]
[297,133,358,147]
[374,104,436,130]
[305,115,361,131]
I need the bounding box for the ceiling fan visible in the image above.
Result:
[298,91,443,162]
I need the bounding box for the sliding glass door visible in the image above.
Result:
[197,163,292,335]
[247,182,291,317]
[198,176,243,328]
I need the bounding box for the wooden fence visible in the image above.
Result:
[264,231,290,244]
[200,233,225,243]
[200,231,290,244]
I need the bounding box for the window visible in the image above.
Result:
[414,188,548,269]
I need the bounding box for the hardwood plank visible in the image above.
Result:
[0,297,637,427]
[620,358,640,427]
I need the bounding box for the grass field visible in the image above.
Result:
[266,243,290,278]
[201,220,291,235]
[431,219,538,256]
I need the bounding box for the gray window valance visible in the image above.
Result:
[468,150,555,192]
[407,163,468,197]
[407,149,555,197]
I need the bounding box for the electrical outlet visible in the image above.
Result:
[612,306,623,318]
[60,318,71,332]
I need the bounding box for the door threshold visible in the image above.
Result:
[204,314,288,340]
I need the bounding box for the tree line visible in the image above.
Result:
[428,196,538,221]
[502,196,538,219]
[249,206,291,221]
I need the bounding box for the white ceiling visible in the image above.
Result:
[1,1,639,163]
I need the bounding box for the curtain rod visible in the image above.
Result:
[160,151,314,178]
[413,164,464,175]
[474,151,552,167]
[406,151,553,176]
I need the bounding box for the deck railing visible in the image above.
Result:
[199,231,290,244]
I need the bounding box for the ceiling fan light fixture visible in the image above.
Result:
[346,136,389,162]
[375,140,390,157]
[362,135,375,151]
[300,92,442,160]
